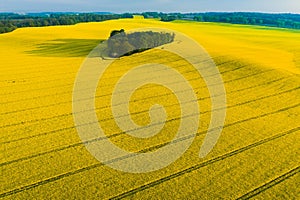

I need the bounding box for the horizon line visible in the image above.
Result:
[1,11,300,15]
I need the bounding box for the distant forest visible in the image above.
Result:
[0,13,133,33]
[143,12,300,29]
[1,12,300,34]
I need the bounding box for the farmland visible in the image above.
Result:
[1,18,300,199]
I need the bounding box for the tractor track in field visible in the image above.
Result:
[1,84,299,146]
[1,19,300,200]
[0,58,238,107]
[0,58,240,105]
[236,166,300,200]
[0,55,229,96]
[0,57,239,104]
[0,65,271,116]
[1,126,298,198]
[0,54,226,75]
[0,54,229,81]
[1,102,299,170]
[110,129,300,199]
[0,75,287,129]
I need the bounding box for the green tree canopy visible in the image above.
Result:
[106,30,175,58]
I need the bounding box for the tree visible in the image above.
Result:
[106,30,175,58]
[109,29,125,38]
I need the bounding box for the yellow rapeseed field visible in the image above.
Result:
[1,18,300,199]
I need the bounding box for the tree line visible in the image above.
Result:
[1,12,300,34]
[0,13,133,34]
[107,29,175,58]
[141,12,300,29]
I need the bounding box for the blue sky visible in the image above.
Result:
[0,0,299,13]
